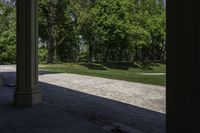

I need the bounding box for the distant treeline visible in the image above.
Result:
[0,0,166,64]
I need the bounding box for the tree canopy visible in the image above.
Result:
[0,0,16,64]
[0,0,166,64]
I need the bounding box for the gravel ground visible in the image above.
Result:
[39,73,166,113]
[0,65,166,133]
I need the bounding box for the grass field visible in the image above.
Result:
[39,62,166,86]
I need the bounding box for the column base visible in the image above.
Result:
[14,89,41,106]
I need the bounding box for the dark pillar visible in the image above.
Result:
[167,0,198,132]
[14,0,41,106]
[0,76,3,86]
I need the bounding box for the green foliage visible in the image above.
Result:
[39,0,80,63]
[0,1,16,64]
[75,0,166,63]
[0,0,166,65]
[38,48,48,63]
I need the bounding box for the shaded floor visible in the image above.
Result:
[0,86,110,133]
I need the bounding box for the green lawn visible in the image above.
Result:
[39,62,166,86]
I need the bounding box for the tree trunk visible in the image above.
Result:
[111,49,115,62]
[118,47,122,63]
[104,46,110,63]
[135,46,138,62]
[54,47,57,63]
[88,44,93,63]
[47,29,54,63]
[47,47,54,63]
[46,1,54,64]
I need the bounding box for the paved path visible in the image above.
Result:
[137,73,166,76]
[39,73,165,113]
[0,65,166,133]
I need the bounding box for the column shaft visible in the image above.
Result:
[14,0,41,106]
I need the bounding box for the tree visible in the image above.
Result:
[0,0,16,64]
[74,0,97,63]
[39,0,80,63]
[129,0,166,64]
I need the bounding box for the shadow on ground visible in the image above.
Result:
[79,62,153,71]
[0,72,165,133]
[79,63,107,70]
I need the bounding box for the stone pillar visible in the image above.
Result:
[14,0,41,106]
[0,76,3,86]
[167,0,198,132]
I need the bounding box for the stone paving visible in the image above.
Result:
[39,73,165,113]
[0,65,166,133]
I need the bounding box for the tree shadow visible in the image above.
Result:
[39,70,61,75]
[140,65,153,70]
[98,62,154,70]
[79,63,107,70]
[101,62,132,70]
